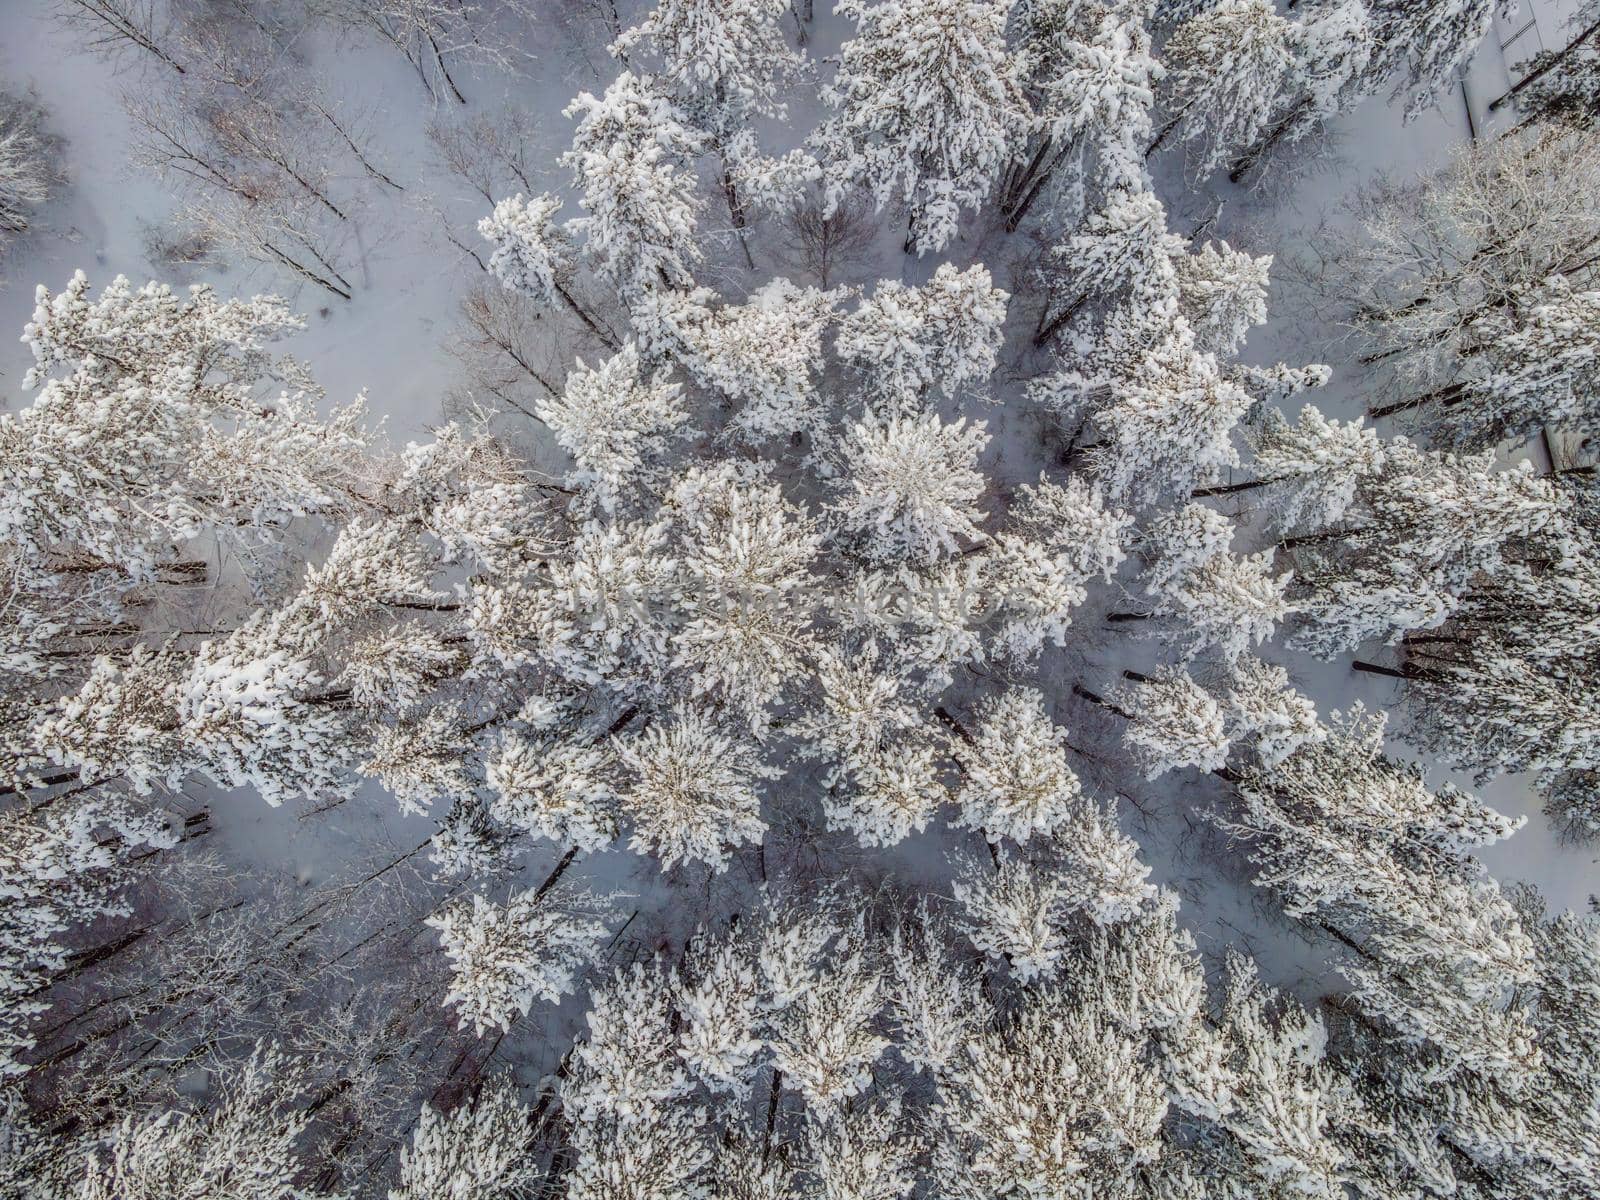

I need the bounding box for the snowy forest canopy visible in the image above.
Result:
[1,0,1599,1197]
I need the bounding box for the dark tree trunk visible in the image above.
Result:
[1490,16,1600,111]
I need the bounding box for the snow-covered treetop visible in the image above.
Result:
[561,71,706,299]
[829,412,990,564]
[640,278,843,444]
[613,0,806,136]
[817,0,1030,252]
[1,273,370,615]
[536,343,691,512]
[428,883,617,1035]
[835,264,1008,410]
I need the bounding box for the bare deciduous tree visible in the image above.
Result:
[775,187,876,289]
[53,0,188,74]
[0,90,58,239]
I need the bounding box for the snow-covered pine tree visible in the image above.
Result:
[886,906,983,1078]
[1009,473,1133,582]
[613,0,802,136]
[1226,0,1376,181]
[1228,707,1538,1079]
[610,703,776,871]
[562,961,710,1200]
[1001,0,1163,229]
[79,1044,338,1200]
[479,191,574,307]
[945,687,1080,845]
[1175,240,1272,355]
[613,0,809,233]
[469,515,676,692]
[951,852,1072,980]
[766,919,890,1112]
[33,644,190,798]
[561,71,706,303]
[1114,666,1232,778]
[1139,506,1295,662]
[3,273,369,618]
[672,928,765,1099]
[792,647,947,848]
[839,553,991,689]
[430,796,514,880]
[1540,767,1600,843]
[1085,305,1255,504]
[640,279,842,444]
[359,703,477,816]
[393,418,551,574]
[797,1092,921,1200]
[1223,657,1326,767]
[1248,404,1388,533]
[0,797,173,1077]
[982,476,1131,663]
[534,342,690,512]
[829,413,989,563]
[1432,892,1600,1197]
[1140,500,1234,595]
[478,191,618,346]
[1289,445,1571,657]
[339,626,463,715]
[1034,186,1183,347]
[389,1078,541,1200]
[664,464,824,723]
[1338,123,1600,447]
[1379,531,1600,835]
[834,264,1008,412]
[487,731,620,853]
[1155,0,1294,174]
[816,0,1029,252]
[1450,275,1600,452]
[1365,0,1505,121]
[1200,953,1354,1198]
[930,901,1222,1198]
[176,607,357,809]
[428,884,615,1035]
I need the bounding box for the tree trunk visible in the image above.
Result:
[1489,15,1600,111]
[1279,526,1366,550]
[604,706,641,737]
[1000,136,1057,227]
[1368,380,1468,419]
[720,158,757,270]
[261,242,352,299]
[1033,291,1088,347]
[555,281,621,349]
[311,101,404,191]
[762,1067,783,1162]
[935,706,975,745]
[532,847,580,902]
[1192,475,1282,497]
[1228,97,1310,184]
[1352,659,1435,681]
[429,34,468,104]
[1004,137,1082,233]
[1146,107,1188,158]
[1073,683,1133,720]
